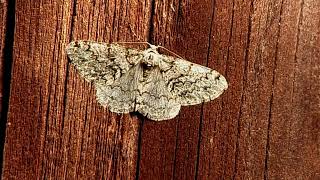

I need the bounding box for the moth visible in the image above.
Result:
[66,41,228,121]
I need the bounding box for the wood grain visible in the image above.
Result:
[1,0,319,179]
[267,0,320,179]
[2,0,74,178]
[61,0,151,179]
[0,0,7,174]
[2,0,151,179]
[199,0,254,179]
[0,1,6,100]
[139,0,216,179]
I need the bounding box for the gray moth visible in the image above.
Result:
[66,41,228,121]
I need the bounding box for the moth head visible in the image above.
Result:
[142,45,162,67]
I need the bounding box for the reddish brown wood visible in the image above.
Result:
[0,0,9,174]
[1,0,319,179]
[60,1,151,179]
[199,0,254,179]
[267,0,320,179]
[139,0,215,179]
[1,0,151,179]
[139,0,320,179]
[232,0,284,179]
[0,0,7,114]
[2,1,74,178]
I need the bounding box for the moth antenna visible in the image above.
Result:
[115,41,152,48]
[158,46,184,59]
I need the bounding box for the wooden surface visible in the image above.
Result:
[1,0,319,179]
[0,0,6,172]
[0,0,10,174]
[0,0,6,118]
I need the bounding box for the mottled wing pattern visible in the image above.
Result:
[66,40,143,113]
[66,41,228,121]
[96,64,143,113]
[136,68,181,121]
[66,41,142,86]
[163,56,228,106]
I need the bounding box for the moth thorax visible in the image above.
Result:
[142,52,162,67]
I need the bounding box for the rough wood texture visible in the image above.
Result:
[2,0,151,179]
[0,0,9,173]
[1,0,319,179]
[0,1,6,99]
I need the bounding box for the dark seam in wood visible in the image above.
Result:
[172,116,180,179]
[223,0,235,84]
[124,0,130,40]
[164,1,170,46]
[103,0,108,41]
[39,34,49,176]
[134,115,144,180]
[116,0,123,40]
[291,0,304,121]
[61,0,77,127]
[94,106,109,178]
[33,3,47,177]
[93,106,100,178]
[40,32,55,177]
[51,13,63,103]
[26,0,41,80]
[42,159,47,180]
[76,92,90,178]
[63,113,75,178]
[263,0,286,179]
[222,0,236,177]
[264,80,272,180]
[104,111,112,178]
[88,0,94,38]
[174,0,182,38]
[262,1,275,179]
[42,92,51,178]
[147,0,155,43]
[252,1,262,81]
[61,0,78,178]
[27,0,36,57]
[135,0,156,178]
[70,0,78,40]
[111,0,117,40]
[111,115,118,179]
[194,0,217,179]
[112,116,121,179]
[112,115,120,178]
[38,5,58,174]
[232,1,254,179]
[96,1,108,41]
[0,0,16,176]
[95,1,101,40]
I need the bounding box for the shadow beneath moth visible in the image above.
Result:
[66,41,228,121]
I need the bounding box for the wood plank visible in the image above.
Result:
[267,0,320,179]
[2,0,319,179]
[61,0,151,179]
[2,0,151,179]
[138,0,223,179]
[199,0,253,179]
[139,0,320,179]
[232,0,285,179]
[0,0,9,174]
[0,1,6,101]
[2,0,74,178]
